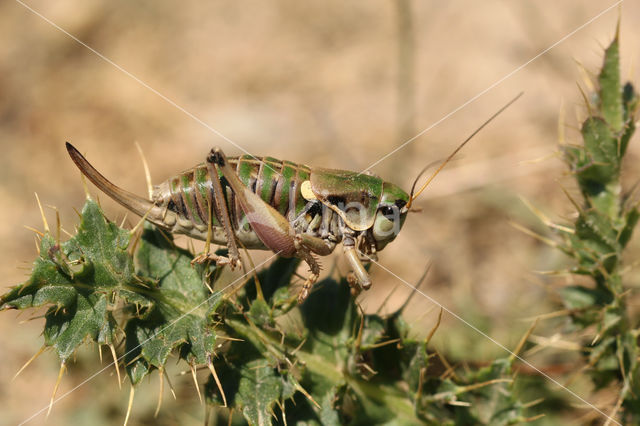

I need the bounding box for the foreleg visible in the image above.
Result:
[343,237,372,292]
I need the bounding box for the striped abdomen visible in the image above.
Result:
[153,155,313,249]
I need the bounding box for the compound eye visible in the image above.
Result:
[394,199,407,210]
[380,205,395,217]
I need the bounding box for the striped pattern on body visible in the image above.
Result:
[158,155,312,245]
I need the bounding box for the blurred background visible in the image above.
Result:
[1,1,639,424]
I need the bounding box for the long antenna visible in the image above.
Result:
[406,92,523,209]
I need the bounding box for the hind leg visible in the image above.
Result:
[192,148,242,269]
[208,147,344,302]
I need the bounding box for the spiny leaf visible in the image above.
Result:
[620,82,638,156]
[598,34,623,133]
[1,200,139,360]
[298,277,358,362]
[554,28,640,421]
[560,285,612,308]
[124,225,222,384]
[297,280,429,424]
[619,206,640,248]
[235,360,288,426]
[204,326,300,426]
[579,117,618,186]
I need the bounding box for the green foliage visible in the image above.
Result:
[0,201,137,361]
[124,226,223,384]
[554,31,640,421]
[1,199,539,425]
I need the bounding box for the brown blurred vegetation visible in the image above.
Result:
[1,1,639,425]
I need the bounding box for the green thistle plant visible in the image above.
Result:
[552,28,639,422]
[2,199,537,425]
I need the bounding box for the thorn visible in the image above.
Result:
[222,275,254,300]
[416,366,426,401]
[527,334,590,356]
[276,400,288,426]
[531,268,573,276]
[13,346,46,381]
[23,225,44,237]
[124,385,135,426]
[354,303,365,352]
[203,276,215,294]
[375,284,401,315]
[47,362,66,417]
[119,213,129,229]
[18,312,47,323]
[294,382,320,409]
[190,362,202,404]
[290,338,307,356]
[559,185,583,214]
[450,378,511,396]
[228,408,235,426]
[519,196,574,233]
[447,400,471,407]
[573,105,584,132]
[127,229,143,256]
[398,261,432,314]
[365,338,402,350]
[154,367,164,418]
[214,335,244,342]
[573,58,596,94]
[576,82,593,116]
[604,389,624,426]
[518,150,560,166]
[163,368,177,400]
[510,318,539,362]
[523,414,546,423]
[124,353,143,367]
[239,243,261,300]
[98,345,103,364]
[520,309,571,322]
[426,308,443,344]
[436,350,459,381]
[129,208,152,237]
[34,193,50,234]
[134,141,154,199]
[509,221,558,248]
[60,227,74,239]
[80,171,91,200]
[33,235,41,255]
[47,205,62,245]
[207,355,227,407]
[522,397,545,409]
[109,344,122,389]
